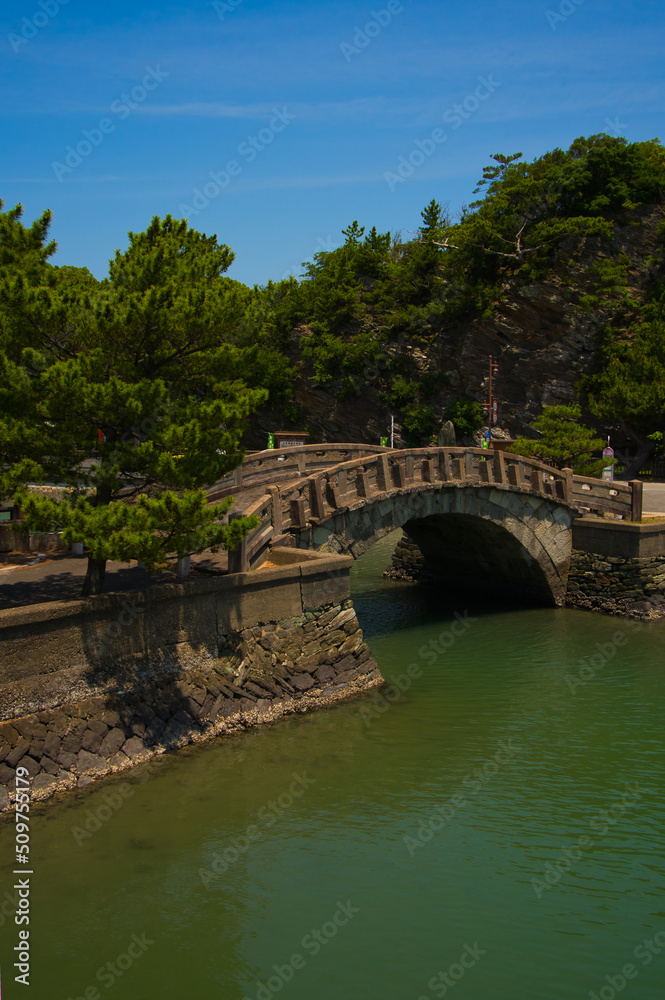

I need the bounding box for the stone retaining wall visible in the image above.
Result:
[565,550,665,619]
[385,529,665,620]
[0,523,67,554]
[383,535,430,582]
[0,553,382,811]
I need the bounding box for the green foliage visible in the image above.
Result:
[581,320,665,449]
[15,489,257,570]
[577,255,639,315]
[509,405,607,475]
[267,135,665,445]
[0,207,266,594]
[444,397,484,438]
[301,328,387,390]
[400,402,437,442]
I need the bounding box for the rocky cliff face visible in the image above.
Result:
[245,204,663,450]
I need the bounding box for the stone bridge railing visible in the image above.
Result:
[208,443,390,502]
[225,447,642,573]
[571,475,642,522]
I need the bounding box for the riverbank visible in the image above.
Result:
[0,549,382,811]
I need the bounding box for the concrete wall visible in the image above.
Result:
[0,525,68,554]
[572,518,665,559]
[0,553,383,810]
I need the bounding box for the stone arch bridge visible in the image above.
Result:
[208,444,642,607]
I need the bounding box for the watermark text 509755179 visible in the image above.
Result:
[14,766,33,986]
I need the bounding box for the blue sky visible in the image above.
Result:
[2,0,663,287]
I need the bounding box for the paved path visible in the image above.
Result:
[0,551,228,610]
[643,483,665,515]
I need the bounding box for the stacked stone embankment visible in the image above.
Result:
[567,517,665,620]
[383,535,429,582]
[566,552,665,619]
[385,522,665,620]
[0,551,382,811]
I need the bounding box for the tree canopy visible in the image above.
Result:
[0,205,267,594]
[258,134,665,448]
[508,405,608,476]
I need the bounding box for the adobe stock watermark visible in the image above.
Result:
[86,597,143,659]
[340,0,411,62]
[199,770,315,887]
[564,629,628,695]
[212,0,244,20]
[71,760,160,846]
[102,399,173,466]
[605,116,627,137]
[545,0,586,31]
[279,235,340,281]
[7,0,71,55]
[178,107,295,218]
[530,782,645,899]
[384,75,501,191]
[241,900,359,1000]
[51,66,170,181]
[403,742,519,856]
[359,610,478,727]
[64,932,154,999]
[588,929,665,1000]
[418,942,487,999]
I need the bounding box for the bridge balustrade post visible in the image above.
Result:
[376,455,390,492]
[422,459,435,483]
[404,454,415,481]
[228,511,249,573]
[326,480,343,510]
[464,451,479,483]
[309,478,326,519]
[441,451,453,481]
[233,466,243,488]
[492,449,506,484]
[296,453,306,475]
[630,480,643,522]
[337,469,347,496]
[267,486,282,535]
[290,498,308,529]
[506,460,519,487]
[516,460,527,489]
[562,468,574,504]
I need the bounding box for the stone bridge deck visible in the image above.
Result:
[210,446,643,584]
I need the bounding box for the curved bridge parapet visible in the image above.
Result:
[207,443,391,502]
[218,447,644,606]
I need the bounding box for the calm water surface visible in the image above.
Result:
[1,531,664,1000]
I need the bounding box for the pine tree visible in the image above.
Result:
[581,321,665,477]
[509,405,607,475]
[0,208,266,595]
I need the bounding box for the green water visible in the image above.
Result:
[1,532,664,1000]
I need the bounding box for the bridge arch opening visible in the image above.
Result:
[310,486,572,607]
[401,513,557,607]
